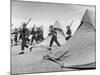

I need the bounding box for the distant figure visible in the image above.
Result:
[39,27,44,41]
[12,28,18,45]
[37,27,44,42]
[48,25,61,50]
[25,29,30,44]
[30,27,36,45]
[19,23,29,54]
[34,27,44,43]
[65,26,72,41]
[36,28,41,43]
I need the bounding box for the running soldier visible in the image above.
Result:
[39,27,44,41]
[36,27,44,42]
[65,26,72,41]
[48,25,61,50]
[30,26,36,45]
[12,28,18,45]
[19,23,30,54]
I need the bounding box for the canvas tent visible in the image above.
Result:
[53,20,65,37]
[36,21,66,47]
[49,9,96,67]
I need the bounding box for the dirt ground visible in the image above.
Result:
[11,44,75,74]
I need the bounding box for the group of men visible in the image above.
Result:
[11,22,72,54]
[11,23,44,54]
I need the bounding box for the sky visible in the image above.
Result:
[11,0,95,38]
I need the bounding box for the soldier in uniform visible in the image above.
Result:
[12,28,18,45]
[65,26,72,41]
[36,27,44,42]
[48,25,61,50]
[30,26,36,45]
[19,23,29,54]
[39,27,44,41]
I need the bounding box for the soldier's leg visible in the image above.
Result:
[50,36,54,47]
[31,35,34,44]
[19,39,25,54]
[19,34,22,41]
[24,44,28,48]
[47,36,54,51]
[37,35,41,42]
[21,39,25,50]
[14,37,16,43]
[15,38,17,43]
[35,37,38,43]
[16,36,18,43]
[27,38,30,44]
[54,37,61,46]
[24,38,29,48]
[15,35,18,43]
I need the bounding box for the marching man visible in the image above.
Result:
[65,26,72,41]
[19,23,29,54]
[48,25,61,51]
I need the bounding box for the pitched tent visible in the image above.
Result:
[53,20,65,37]
[51,9,96,67]
[36,21,66,47]
[80,9,95,29]
[53,21,62,29]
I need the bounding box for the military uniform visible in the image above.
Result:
[65,27,72,41]
[30,28,36,44]
[12,29,18,44]
[20,28,29,50]
[49,29,60,47]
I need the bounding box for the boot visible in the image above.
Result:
[19,52,24,55]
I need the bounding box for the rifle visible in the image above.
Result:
[18,18,32,29]
[26,18,32,26]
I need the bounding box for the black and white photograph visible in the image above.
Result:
[11,0,96,74]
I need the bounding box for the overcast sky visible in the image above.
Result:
[12,0,95,37]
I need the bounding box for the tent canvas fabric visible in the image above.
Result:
[85,9,96,28]
[51,9,96,66]
[36,21,66,47]
[53,20,65,36]
[80,9,95,30]
[62,62,96,69]
[53,21,63,30]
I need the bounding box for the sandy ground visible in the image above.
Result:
[11,44,76,74]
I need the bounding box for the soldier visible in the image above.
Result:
[19,23,29,54]
[39,27,44,41]
[65,26,72,41]
[36,27,44,42]
[30,26,36,45]
[48,25,61,50]
[12,28,18,45]
[36,27,41,43]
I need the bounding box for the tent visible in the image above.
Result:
[50,9,96,67]
[36,21,66,47]
[53,20,65,37]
